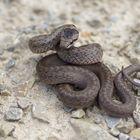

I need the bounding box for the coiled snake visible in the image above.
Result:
[29,24,138,117]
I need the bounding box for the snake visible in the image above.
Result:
[29,24,137,117]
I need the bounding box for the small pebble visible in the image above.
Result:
[7,46,15,52]
[71,109,85,119]
[0,85,5,94]
[32,105,49,123]
[119,133,129,140]
[87,19,103,28]
[110,127,120,137]
[130,128,140,140]
[17,98,31,110]
[33,8,45,15]
[5,107,23,121]
[63,106,74,113]
[129,137,138,140]
[116,118,135,134]
[47,136,59,140]
[70,119,117,140]
[104,115,121,129]
[0,89,11,96]
[5,59,15,70]
[0,123,15,137]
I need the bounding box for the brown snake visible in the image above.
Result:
[29,24,137,117]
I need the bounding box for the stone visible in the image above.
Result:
[0,89,11,96]
[0,84,11,96]
[71,109,85,119]
[70,119,117,140]
[63,106,74,113]
[6,46,15,52]
[47,136,59,140]
[17,97,31,110]
[5,107,23,121]
[86,108,107,129]
[130,128,140,140]
[110,127,120,137]
[13,80,34,97]
[87,19,103,28]
[129,137,138,140]
[104,115,122,129]
[32,105,49,123]
[0,123,15,137]
[5,59,15,70]
[116,118,135,134]
[119,133,129,140]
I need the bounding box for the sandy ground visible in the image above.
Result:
[0,0,140,140]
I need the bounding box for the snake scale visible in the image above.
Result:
[29,24,138,117]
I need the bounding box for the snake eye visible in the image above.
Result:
[63,28,78,39]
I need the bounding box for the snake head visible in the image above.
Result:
[60,27,79,49]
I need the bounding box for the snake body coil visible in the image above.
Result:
[29,24,136,117]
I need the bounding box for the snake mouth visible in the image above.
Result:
[66,38,78,48]
[67,43,74,48]
[60,40,75,49]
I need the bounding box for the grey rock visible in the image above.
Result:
[119,133,129,140]
[5,59,15,70]
[71,109,85,119]
[32,105,49,123]
[70,119,117,140]
[13,80,35,97]
[104,115,122,128]
[0,122,15,137]
[0,89,11,96]
[47,136,59,140]
[6,46,15,52]
[87,19,103,28]
[63,106,74,113]
[110,127,120,137]
[17,98,31,110]
[5,107,23,121]
[129,58,139,64]
[116,118,135,134]
[129,137,138,140]
[130,128,140,140]
[86,108,108,128]
[0,84,11,96]
[0,84,4,91]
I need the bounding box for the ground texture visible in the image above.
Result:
[0,0,140,140]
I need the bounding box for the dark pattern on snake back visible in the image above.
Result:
[29,24,137,117]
